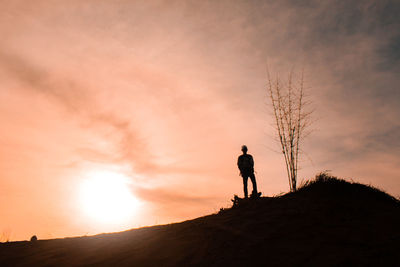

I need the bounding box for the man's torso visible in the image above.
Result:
[238,154,254,173]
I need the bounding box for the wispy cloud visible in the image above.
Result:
[0,50,168,176]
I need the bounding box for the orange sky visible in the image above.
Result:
[1,0,399,241]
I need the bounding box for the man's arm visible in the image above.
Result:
[237,156,242,171]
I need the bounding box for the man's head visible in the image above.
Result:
[241,145,248,154]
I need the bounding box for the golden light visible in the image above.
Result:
[79,170,140,225]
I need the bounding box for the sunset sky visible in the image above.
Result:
[1,0,399,241]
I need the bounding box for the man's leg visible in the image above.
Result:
[249,172,258,194]
[242,175,249,198]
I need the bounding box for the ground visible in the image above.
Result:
[1,174,399,266]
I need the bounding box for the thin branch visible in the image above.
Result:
[266,67,313,192]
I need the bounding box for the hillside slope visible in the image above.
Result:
[1,174,399,266]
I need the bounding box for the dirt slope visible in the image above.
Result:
[1,175,399,266]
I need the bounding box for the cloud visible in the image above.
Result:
[1,0,399,179]
[0,50,171,176]
[134,186,219,206]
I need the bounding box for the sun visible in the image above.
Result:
[79,170,140,225]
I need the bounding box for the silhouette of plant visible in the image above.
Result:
[0,229,11,243]
[267,69,313,192]
[298,172,400,203]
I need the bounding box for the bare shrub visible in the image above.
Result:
[267,69,313,192]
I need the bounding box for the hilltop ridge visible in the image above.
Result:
[1,174,399,266]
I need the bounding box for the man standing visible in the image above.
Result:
[237,145,259,198]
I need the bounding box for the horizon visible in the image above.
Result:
[1,0,399,241]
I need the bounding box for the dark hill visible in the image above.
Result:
[1,174,399,266]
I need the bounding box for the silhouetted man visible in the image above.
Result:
[237,145,258,198]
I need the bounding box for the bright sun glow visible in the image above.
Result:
[79,170,140,225]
